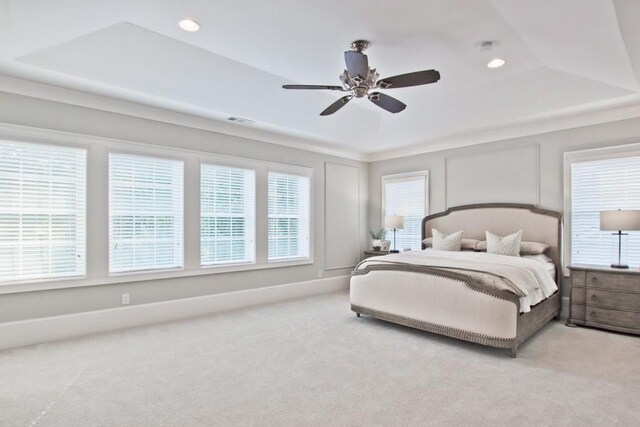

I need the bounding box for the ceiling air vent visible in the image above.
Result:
[227,116,255,125]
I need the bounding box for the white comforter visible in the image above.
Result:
[356,250,558,313]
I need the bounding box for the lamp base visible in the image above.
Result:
[390,250,400,253]
[611,263,629,269]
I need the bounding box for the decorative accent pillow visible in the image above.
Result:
[432,228,464,251]
[486,230,522,257]
[473,240,487,251]
[423,237,479,250]
[474,239,547,255]
[520,241,550,255]
[461,239,480,250]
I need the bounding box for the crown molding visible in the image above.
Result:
[2,69,640,164]
[368,94,640,162]
[0,70,368,162]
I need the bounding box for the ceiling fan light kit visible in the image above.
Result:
[282,40,440,116]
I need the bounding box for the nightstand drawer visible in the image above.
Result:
[586,307,640,330]
[571,287,586,305]
[587,272,639,293]
[586,289,640,312]
[570,303,585,321]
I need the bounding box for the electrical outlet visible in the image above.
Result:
[318,270,324,278]
[121,293,130,305]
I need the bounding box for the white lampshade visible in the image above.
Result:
[384,215,405,230]
[600,210,640,231]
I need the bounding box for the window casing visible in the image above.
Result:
[201,163,255,266]
[0,140,86,283]
[382,171,429,251]
[268,172,310,261]
[569,153,640,268]
[0,124,315,294]
[109,152,184,273]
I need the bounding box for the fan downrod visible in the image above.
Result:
[350,40,369,52]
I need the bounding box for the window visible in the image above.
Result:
[0,140,86,282]
[109,153,184,273]
[382,171,429,251]
[201,164,255,266]
[570,155,640,267]
[268,172,310,260]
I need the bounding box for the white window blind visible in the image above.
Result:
[109,153,184,273]
[383,172,428,251]
[201,164,255,266]
[0,140,86,282]
[571,155,640,267]
[268,172,310,260]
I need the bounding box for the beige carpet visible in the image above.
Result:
[1,291,638,426]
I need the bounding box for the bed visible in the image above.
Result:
[350,203,563,357]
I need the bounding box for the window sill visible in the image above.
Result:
[268,257,311,264]
[109,267,185,277]
[0,258,314,295]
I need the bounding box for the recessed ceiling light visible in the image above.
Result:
[487,58,506,68]
[179,18,200,32]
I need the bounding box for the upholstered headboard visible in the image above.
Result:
[422,203,563,284]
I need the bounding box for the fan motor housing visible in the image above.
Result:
[351,40,370,52]
[353,86,369,98]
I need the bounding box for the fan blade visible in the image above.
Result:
[320,96,353,116]
[368,92,406,113]
[283,84,343,90]
[344,51,369,79]
[377,69,440,89]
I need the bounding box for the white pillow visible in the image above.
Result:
[432,228,463,251]
[486,230,522,257]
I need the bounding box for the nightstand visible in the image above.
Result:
[567,265,640,335]
[363,250,389,259]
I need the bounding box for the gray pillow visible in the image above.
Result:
[486,230,522,257]
[432,228,464,251]
[520,241,550,255]
[474,240,488,251]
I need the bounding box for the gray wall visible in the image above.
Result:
[368,116,640,296]
[3,85,640,322]
[0,91,369,322]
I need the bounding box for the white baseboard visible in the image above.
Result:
[0,275,350,351]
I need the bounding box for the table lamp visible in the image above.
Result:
[384,215,405,253]
[600,209,640,269]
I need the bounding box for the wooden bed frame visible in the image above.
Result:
[351,203,563,358]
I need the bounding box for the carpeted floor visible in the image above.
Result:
[1,291,639,426]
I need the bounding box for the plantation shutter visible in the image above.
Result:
[109,153,184,273]
[571,155,640,267]
[383,173,428,251]
[0,140,86,282]
[201,164,255,265]
[268,172,310,260]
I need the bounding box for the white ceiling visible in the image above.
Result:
[1,0,640,160]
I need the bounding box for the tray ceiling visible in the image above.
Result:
[1,0,639,159]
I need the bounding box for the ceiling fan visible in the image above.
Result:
[282,40,440,116]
